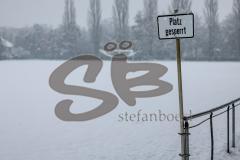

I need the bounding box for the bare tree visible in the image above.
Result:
[143,0,158,55]
[63,0,70,27]
[112,0,129,42]
[63,0,76,27]
[88,0,102,55]
[204,0,219,59]
[169,0,192,13]
[69,0,76,25]
[60,0,81,58]
[233,0,240,16]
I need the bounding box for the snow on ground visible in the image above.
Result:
[0,60,239,160]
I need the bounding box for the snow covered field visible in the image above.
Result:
[0,60,239,160]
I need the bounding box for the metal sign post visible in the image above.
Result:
[176,38,186,160]
[176,38,184,126]
[157,12,194,160]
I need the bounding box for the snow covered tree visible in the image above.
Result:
[112,0,129,42]
[169,0,192,13]
[0,43,5,59]
[88,0,102,56]
[204,0,220,60]
[16,24,51,58]
[0,38,4,56]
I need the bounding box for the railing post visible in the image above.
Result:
[184,121,190,160]
[232,103,236,148]
[179,120,190,160]
[227,106,230,153]
[210,113,214,160]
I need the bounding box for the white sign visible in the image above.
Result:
[157,13,194,40]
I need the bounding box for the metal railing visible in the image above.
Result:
[179,98,240,160]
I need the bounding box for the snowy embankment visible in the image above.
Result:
[0,60,239,160]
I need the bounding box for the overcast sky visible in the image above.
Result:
[0,0,234,28]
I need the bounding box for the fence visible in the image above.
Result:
[179,98,240,160]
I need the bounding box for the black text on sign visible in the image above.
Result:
[157,13,194,40]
